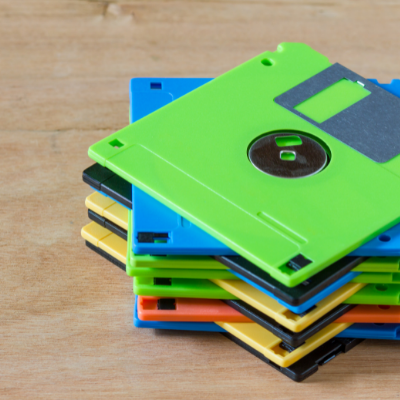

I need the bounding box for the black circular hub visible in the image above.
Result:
[248,132,328,179]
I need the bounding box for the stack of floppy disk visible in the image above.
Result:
[81,43,400,382]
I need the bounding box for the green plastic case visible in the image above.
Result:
[89,43,400,287]
[134,276,400,307]
[128,213,398,281]
[353,257,400,273]
[352,272,400,284]
[133,277,238,299]
[344,284,400,306]
[127,207,400,281]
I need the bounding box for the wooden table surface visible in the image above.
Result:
[2,1,400,398]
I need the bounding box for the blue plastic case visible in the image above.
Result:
[130,78,400,257]
[130,78,212,124]
[337,323,400,340]
[133,186,236,255]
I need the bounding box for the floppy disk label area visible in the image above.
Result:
[89,43,400,287]
[275,63,400,163]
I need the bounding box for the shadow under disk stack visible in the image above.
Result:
[81,43,400,382]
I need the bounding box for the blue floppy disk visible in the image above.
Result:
[133,186,236,255]
[337,323,400,340]
[130,78,235,256]
[130,78,400,257]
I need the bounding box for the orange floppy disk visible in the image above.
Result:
[336,304,400,323]
[137,296,251,322]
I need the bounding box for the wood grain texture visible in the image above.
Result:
[1,1,400,398]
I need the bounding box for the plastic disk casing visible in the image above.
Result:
[88,209,127,241]
[85,190,400,312]
[228,269,360,314]
[210,279,365,332]
[133,298,351,368]
[229,266,400,314]
[86,192,128,230]
[133,299,224,332]
[83,195,237,280]
[127,196,361,313]
[85,79,400,272]
[133,277,238,300]
[83,161,400,270]
[336,305,400,323]
[83,163,132,209]
[129,77,400,259]
[83,165,400,309]
[214,320,351,368]
[223,333,364,383]
[130,77,234,256]
[224,300,355,348]
[85,241,126,271]
[82,220,399,312]
[82,222,127,265]
[85,192,400,288]
[120,204,353,313]
[136,294,355,348]
[82,221,239,281]
[84,193,400,314]
[137,296,251,322]
[336,323,400,340]
[86,192,128,240]
[344,284,400,305]
[88,43,400,288]
[354,257,400,272]
[91,185,397,314]
[83,160,400,260]
[134,276,364,332]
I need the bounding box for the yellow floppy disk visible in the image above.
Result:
[215,320,351,367]
[210,279,365,332]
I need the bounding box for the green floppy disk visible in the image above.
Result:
[351,272,400,284]
[344,284,400,306]
[352,257,400,273]
[133,277,238,299]
[135,275,400,307]
[89,43,400,287]
[134,276,400,307]
[127,208,400,281]
[85,196,400,281]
